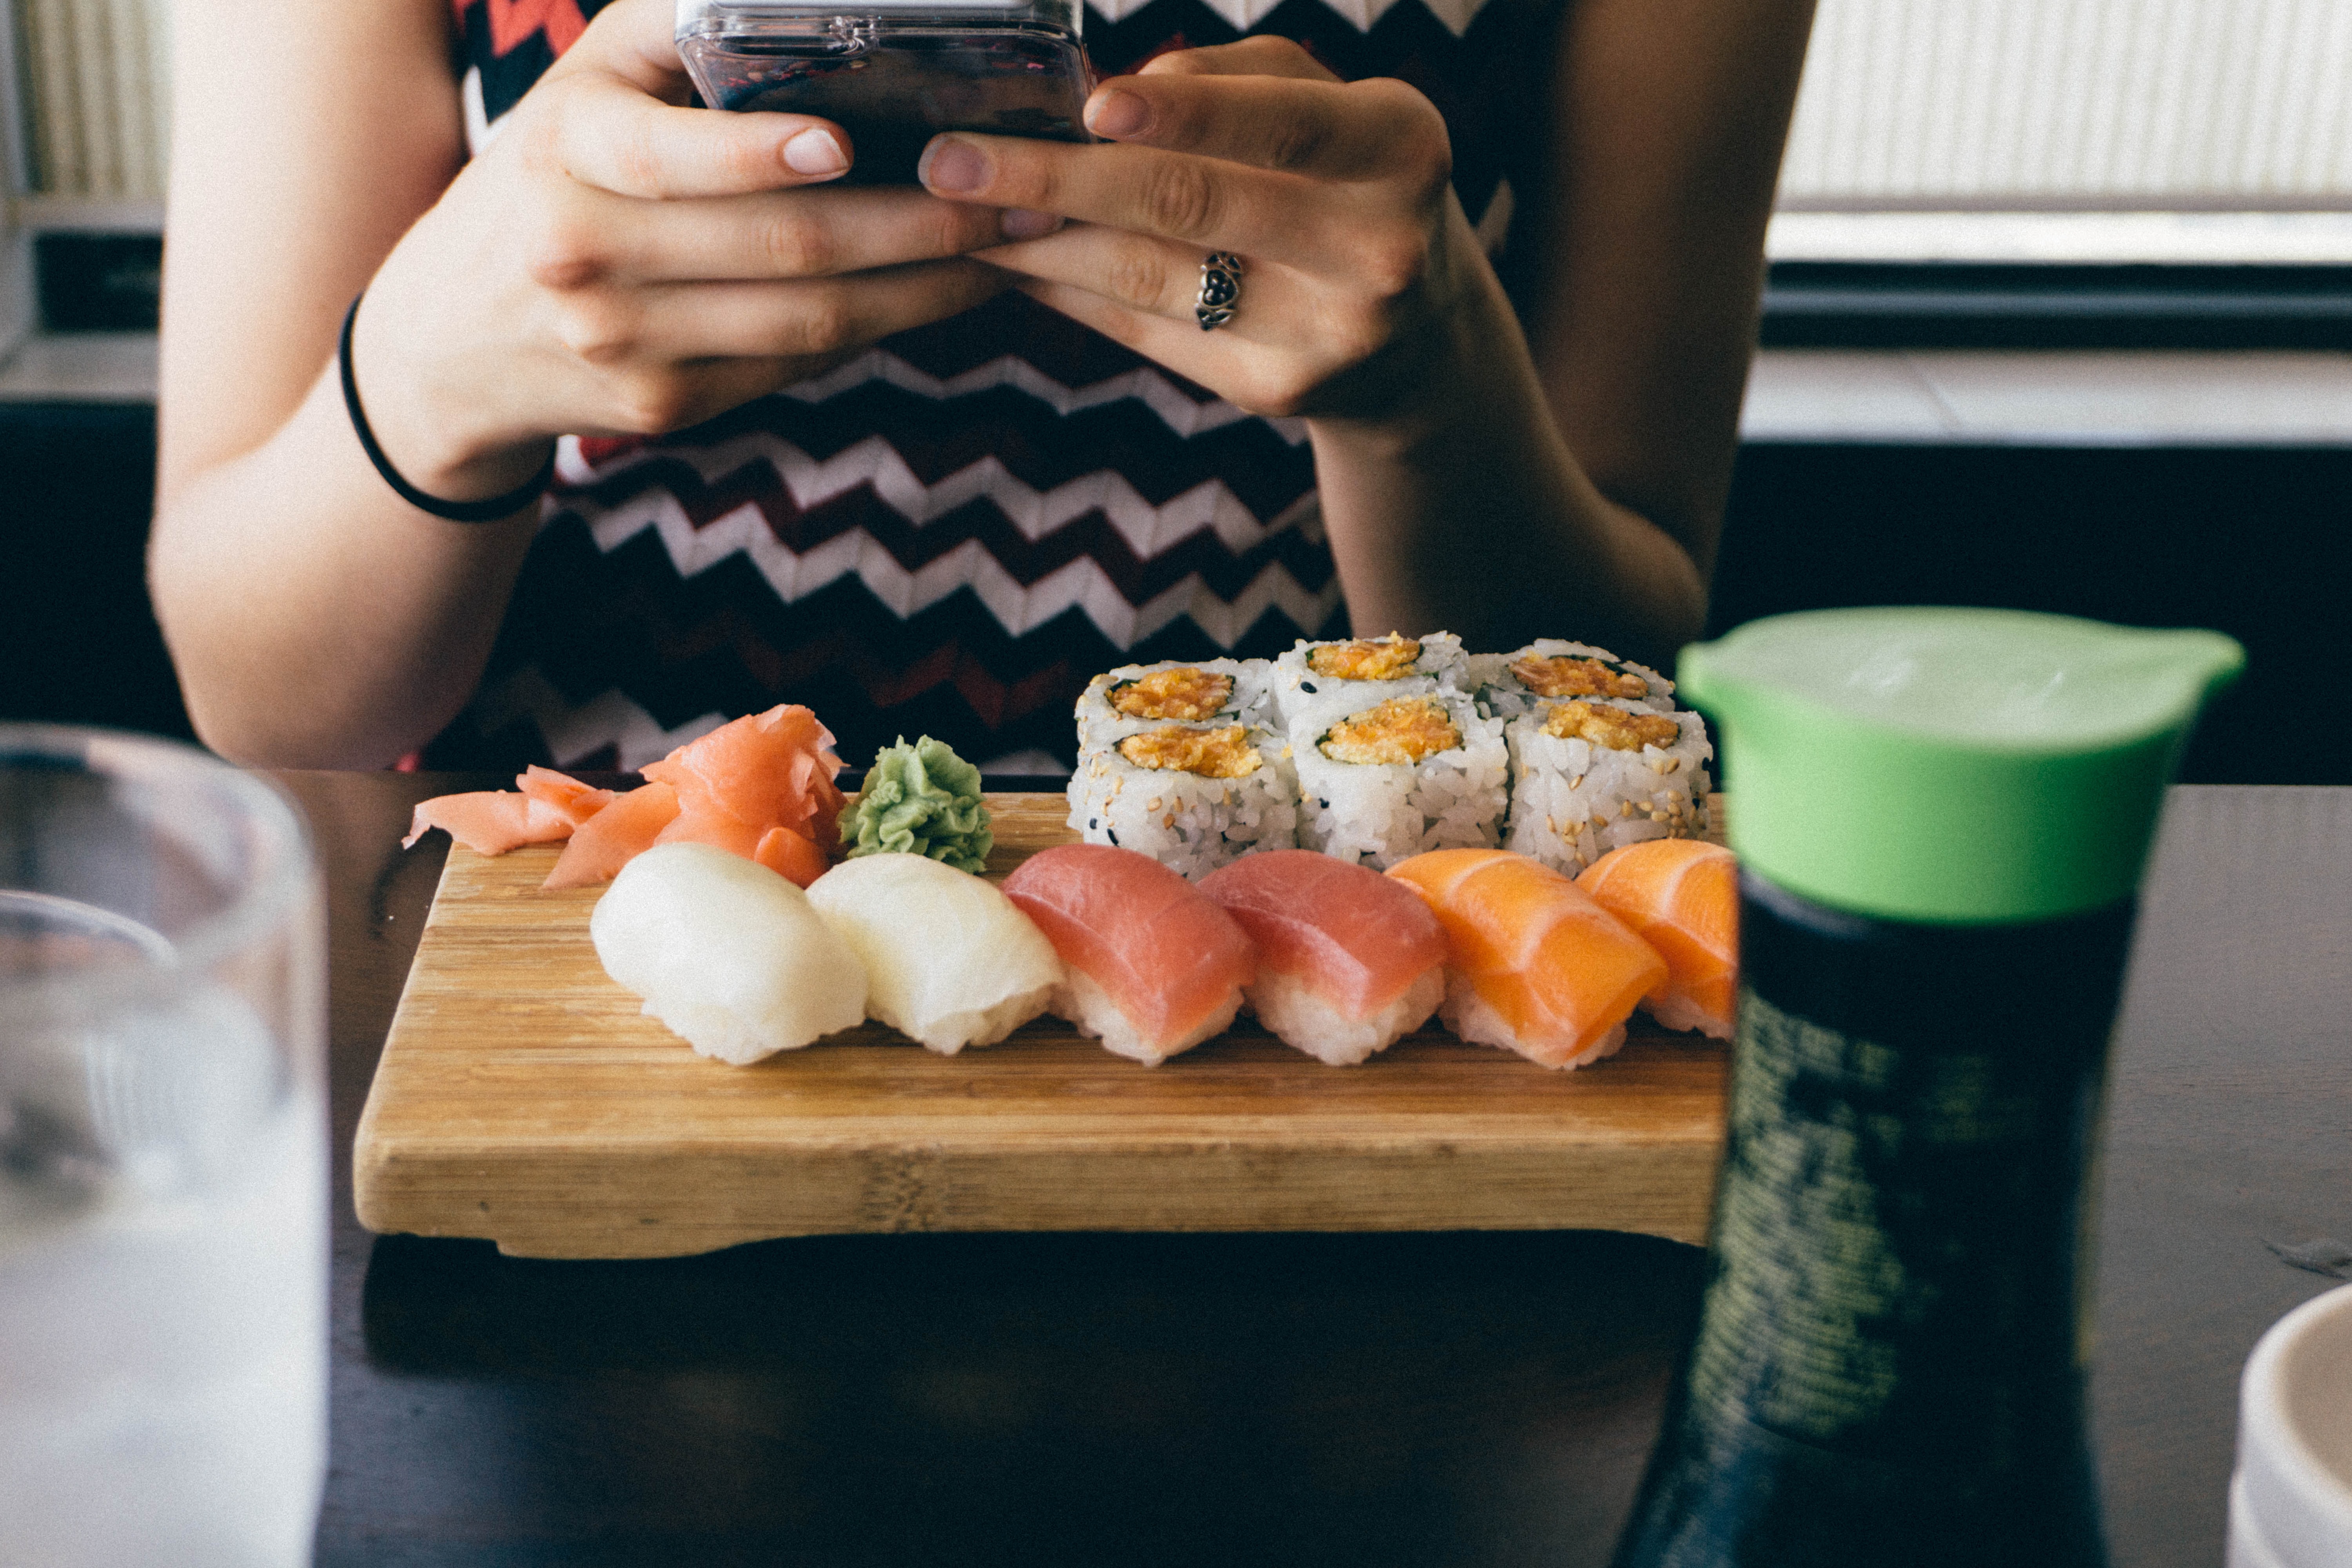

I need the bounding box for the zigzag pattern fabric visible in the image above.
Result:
[433,0,1557,772]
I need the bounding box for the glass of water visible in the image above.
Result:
[0,726,327,1566]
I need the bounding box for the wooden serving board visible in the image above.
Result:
[355,795,1729,1259]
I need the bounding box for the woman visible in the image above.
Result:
[151,0,1815,772]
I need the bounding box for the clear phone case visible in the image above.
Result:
[677,0,1094,183]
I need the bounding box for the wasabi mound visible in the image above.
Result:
[839,736,993,873]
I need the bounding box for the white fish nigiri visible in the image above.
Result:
[806,853,1062,1054]
[591,842,866,1065]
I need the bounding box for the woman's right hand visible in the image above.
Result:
[349,0,1045,504]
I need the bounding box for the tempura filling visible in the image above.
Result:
[1319,697,1460,766]
[1543,701,1682,752]
[1111,667,1235,722]
[1117,724,1263,778]
[1307,635,1423,682]
[1511,655,1648,701]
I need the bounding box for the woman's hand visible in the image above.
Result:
[351,0,1054,503]
[150,0,1057,767]
[917,37,1494,428]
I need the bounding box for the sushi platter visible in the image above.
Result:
[355,794,1731,1260]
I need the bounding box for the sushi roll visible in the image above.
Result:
[1272,632,1467,730]
[1199,850,1447,1065]
[1074,658,1275,753]
[1388,848,1668,1071]
[806,853,1061,1054]
[1291,690,1507,870]
[1000,844,1256,1065]
[1469,640,1675,722]
[1502,700,1713,877]
[1066,721,1298,880]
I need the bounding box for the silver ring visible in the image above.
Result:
[1196,251,1243,331]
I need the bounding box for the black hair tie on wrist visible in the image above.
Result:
[338,292,556,523]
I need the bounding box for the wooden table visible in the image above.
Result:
[301,773,2352,1567]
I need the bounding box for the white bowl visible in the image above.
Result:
[2230,1281,2352,1568]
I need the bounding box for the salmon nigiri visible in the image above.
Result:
[1199,850,1445,1065]
[1388,849,1668,1070]
[1000,844,1254,1065]
[1577,839,1739,1040]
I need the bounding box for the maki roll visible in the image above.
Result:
[1272,632,1467,729]
[1067,720,1299,880]
[1503,700,1713,876]
[1292,691,1507,870]
[1468,639,1675,721]
[1075,658,1275,753]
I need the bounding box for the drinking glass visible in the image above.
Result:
[0,726,327,1566]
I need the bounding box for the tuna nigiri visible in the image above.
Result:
[1000,844,1254,1065]
[1577,839,1739,1040]
[807,853,1061,1054]
[1388,849,1668,1070]
[1198,850,1446,1065]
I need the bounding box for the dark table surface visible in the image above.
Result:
[298,773,2352,1568]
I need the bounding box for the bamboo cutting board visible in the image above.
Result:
[354,795,1729,1259]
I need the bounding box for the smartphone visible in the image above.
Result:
[677,0,1095,185]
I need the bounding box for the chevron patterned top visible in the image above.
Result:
[433,0,1555,773]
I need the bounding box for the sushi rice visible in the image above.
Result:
[1056,966,1246,1066]
[1067,721,1299,880]
[1247,966,1445,1067]
[1292,690,1508,870]
[1502,704,1713,876]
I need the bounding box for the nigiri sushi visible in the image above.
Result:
[1577,839,1739,1040]
[1198,850,1446,1065]
[1000,844,1254,1065]
[1388,849,1668,1070]
[590,842,866,1065]
[806,853,1061,1054]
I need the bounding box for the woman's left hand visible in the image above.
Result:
[918,37,1494,425]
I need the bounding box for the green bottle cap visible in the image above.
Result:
[1679,608,2243,924]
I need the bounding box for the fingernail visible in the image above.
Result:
[998,208,1063,240]
[920,137,989,194]
[783,127,848,176]
[1085,87,1149,139]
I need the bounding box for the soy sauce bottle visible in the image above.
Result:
[1611,608,2242,1568]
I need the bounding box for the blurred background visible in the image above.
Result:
[3,0,2347,780]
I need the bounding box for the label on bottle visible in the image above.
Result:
[1686,984,2090,1454]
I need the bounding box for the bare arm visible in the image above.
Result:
[1284,0,1817,666]
[151,0,1023,767]
[926,0,1815,669]
[152,0,508,768]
